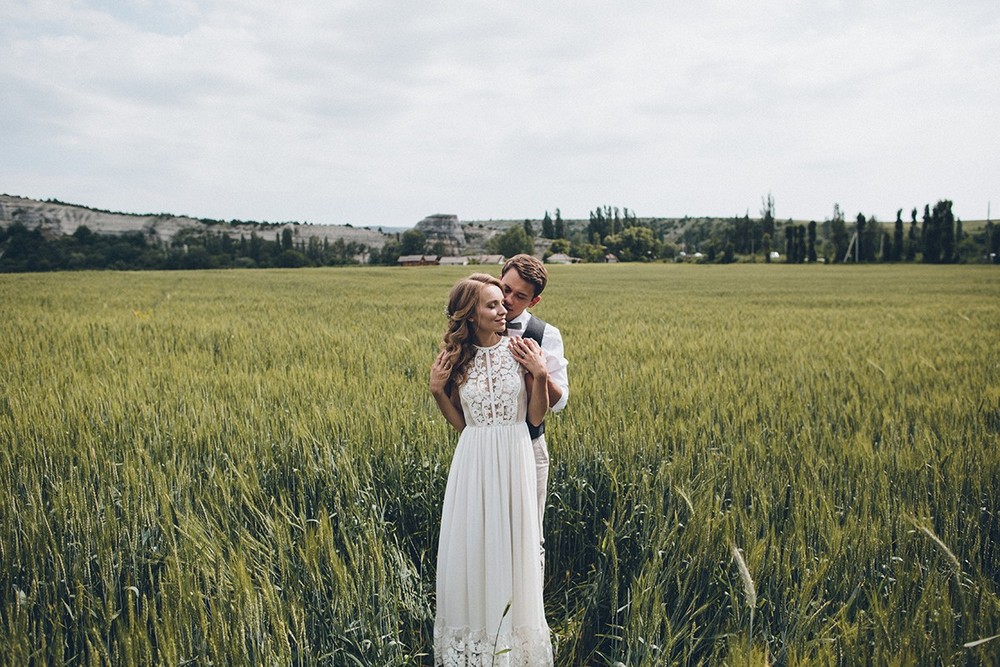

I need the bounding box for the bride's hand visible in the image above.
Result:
[430,350,452,396]
[509,337,547,378]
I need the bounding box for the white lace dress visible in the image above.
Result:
[434,339,554,666]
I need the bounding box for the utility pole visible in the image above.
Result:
[843,231,859,263]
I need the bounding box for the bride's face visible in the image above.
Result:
[471,284,507,337]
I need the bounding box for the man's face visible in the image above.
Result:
[500,269,541,321]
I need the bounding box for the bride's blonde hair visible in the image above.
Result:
[441,273,503,389]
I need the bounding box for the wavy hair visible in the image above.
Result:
[501,253,547,297]
[440,273,502,389]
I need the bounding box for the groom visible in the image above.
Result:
[499,254,569,570]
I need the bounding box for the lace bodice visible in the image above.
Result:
[458,340,527,427]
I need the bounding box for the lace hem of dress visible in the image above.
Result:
[433,624,553,667]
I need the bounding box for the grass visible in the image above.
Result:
[1,263,998,665]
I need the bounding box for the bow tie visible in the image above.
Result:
[506,321,523,330]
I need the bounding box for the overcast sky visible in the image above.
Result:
[3,1,998,228]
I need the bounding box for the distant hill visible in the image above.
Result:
[0,194,773,251]
[0,195,567,255]
[0,194,389,248]
[0,195,597,257]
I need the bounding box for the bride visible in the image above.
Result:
[429,273,554,666]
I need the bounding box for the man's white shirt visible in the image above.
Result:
[507,311,569,413]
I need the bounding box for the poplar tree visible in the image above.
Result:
[922,205,937,263]
[830,204,848,262]
[907,208,918,261]
[986,220,1000,263]
[541,211,554,239]
[863,215,881,262]
[554,209,565,239]
[893,209,904,262]
[761,193,775,241]
[937,200,955,263]
[855,213,866,262]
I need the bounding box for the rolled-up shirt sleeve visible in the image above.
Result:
[541,323,569,413]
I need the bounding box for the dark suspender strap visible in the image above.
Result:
[523,314,546,345]
[523,314,547,440]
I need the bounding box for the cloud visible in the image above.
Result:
[1,0,998,224]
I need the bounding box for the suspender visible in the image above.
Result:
[522,315,546,440]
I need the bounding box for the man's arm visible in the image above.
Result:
[541,324,569,412]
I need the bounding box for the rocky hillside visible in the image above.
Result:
[0,194,601,256]
[0,195,389,249]
[413,213,511,255]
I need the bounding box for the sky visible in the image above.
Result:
[2,1,998,228]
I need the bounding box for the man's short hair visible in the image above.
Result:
[501,254,547,297]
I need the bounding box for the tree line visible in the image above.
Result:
[523,197,997,265]
[0,223,369,272]
[477,206,675,262]
[3,198,997,272]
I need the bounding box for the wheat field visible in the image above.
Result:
[1,264,998,665]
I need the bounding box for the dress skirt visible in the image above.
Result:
[434,422,553,666]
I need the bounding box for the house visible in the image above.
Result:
[439,256,470,266]
[474,255,505,265]
[546,253,580,264]
[604,253,618,263]
[397,254,439,266]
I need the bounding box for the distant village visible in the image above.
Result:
[397,253,584,267]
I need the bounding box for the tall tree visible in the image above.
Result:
[862,215,881,262]
[587,208,605,243]
[796,225,807,264]
[986,220,1000,263]
[907,208,918,261]
[761,193,775,241]
[922,204,937,263]
[807,220,817,262]
[400,228,426,255]
[486,225,533,258]
[784,226,796,263]
[375,238,401,265]
[249,232,263,262]
[893,209,904,262]
[554,209,565,239]
[541,211,554,239]
[734,213,752,254]
[854,213,866,262]
[604,226,661,262]
[937,200,955,263]
[830,204,848,262]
